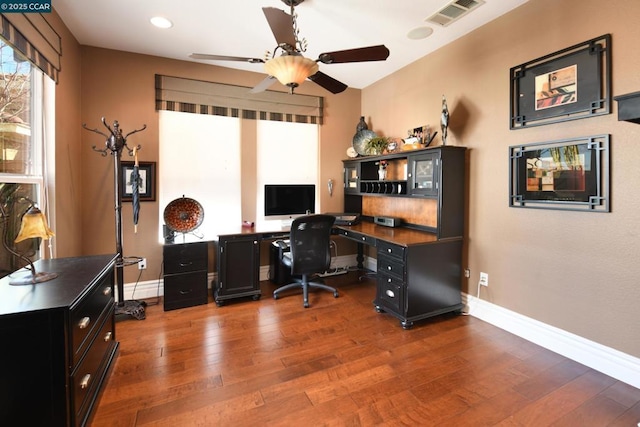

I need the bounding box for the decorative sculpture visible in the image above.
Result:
[440,95,450,145]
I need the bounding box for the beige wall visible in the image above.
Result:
[75,47,360,283]
[48,0,639,361]
[363,0,640,358]
[48,10,83,257]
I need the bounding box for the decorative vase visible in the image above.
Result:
[356,116,368,132]
[378,168,387,181]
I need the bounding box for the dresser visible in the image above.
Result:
[0,254,119,426]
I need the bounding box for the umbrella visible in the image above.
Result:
[131,147,140,233]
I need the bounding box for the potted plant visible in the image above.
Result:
[365,136,390,155]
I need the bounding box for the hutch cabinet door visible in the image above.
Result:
[343,161,360,194]
[409,152,439,197]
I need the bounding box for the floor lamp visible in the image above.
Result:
[83,117,147,320]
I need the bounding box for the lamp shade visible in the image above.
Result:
[14,206,55,243]
[264,55,319,88]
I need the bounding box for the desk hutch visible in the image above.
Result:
[342,145,466,328]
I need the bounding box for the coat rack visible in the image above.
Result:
[83,117,147,319]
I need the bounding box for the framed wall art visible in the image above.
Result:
[509,135,610,212]
[509,34,611,129]
[121,161,156,202]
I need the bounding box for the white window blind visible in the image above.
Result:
[256,120,319,228]
[158,111,241,240]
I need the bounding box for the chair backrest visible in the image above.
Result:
[288,214,335,276]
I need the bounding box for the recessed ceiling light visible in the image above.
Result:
[407,26,434,40]
[150,16,173,29]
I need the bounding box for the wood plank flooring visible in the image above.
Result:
[91,273,640,426]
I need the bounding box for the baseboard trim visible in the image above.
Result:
[463,293,640,389]
[120,255,360,301]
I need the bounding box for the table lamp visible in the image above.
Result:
[4,204,57,285]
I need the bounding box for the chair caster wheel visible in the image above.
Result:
[215,300,224,307]
[333,292,339,298]
[273,294,279,300]
[304,302,309,308]
[252,294,261,301]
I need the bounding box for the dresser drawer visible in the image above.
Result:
[377,255,405,280]
[163,241,208,274]
[377,241,405,260]
[164,271,208,311]
[70,274,114,367]
[376,275,405,315]
[71,308,116,426]
[337,229,376,246]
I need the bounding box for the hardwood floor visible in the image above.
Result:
[91,273,640,426]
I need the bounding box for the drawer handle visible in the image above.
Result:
[387,266,392,271]
[179,289,193,295]
[362,237,366,241]
[103,331,112,342]
[387,248,392,253]
[78,317,91,329]
[385,289,395,298]
[103,287,112,296]
[80,373,91,389]
[179,261,193,267]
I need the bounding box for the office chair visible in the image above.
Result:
[273,214,339,308]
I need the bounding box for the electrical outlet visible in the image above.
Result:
[138,258,147,270]
[479,272,489,287]
[464,269,470,278]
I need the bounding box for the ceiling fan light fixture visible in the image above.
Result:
[264,55,318,88]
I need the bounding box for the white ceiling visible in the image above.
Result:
[53,0,528,91]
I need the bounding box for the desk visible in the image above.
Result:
[213,222,462,328]
[335,222,463,329]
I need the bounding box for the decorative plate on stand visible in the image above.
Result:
[163,196,204,233]
[352,129,377,156]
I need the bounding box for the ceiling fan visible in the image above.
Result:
[189,0,390,94]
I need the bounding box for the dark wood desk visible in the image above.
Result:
[335,222,463,329]
[212,221,463,328]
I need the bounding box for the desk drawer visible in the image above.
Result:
[164,242,208,274]
[377,241,405,260]
[377,275,404,314]
[377,255,405,280]
[164,271,208,311]
[337,229,376,246]
[70,275,114,367]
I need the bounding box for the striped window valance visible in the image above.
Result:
[155,74,323,124]
[0,13,61,83]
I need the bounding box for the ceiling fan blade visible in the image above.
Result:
[189,53,264,63]
[317,45,390,64]
[262,7,296,49]
[249,76,278,94]
[308,71,348,94]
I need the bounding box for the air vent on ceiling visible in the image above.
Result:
[426,0,485,27]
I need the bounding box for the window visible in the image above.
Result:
[158,111,242,240]
[256,120,319,227]
[0,37,51,277]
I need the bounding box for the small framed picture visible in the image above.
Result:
[120,161,156,202]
